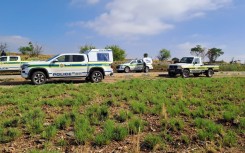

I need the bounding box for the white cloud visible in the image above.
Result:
[70,0,100,5]
[0,35,30,51]
[79,0,232,37]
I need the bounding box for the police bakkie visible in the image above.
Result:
[21,49,113,85]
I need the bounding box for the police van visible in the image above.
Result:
[0,56,27,72]
[21,49,113,85]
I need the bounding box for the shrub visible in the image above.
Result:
[223,130,237,147]
[130,101,147,114]
[113,126,128,141]
[181,134,190,144]
[3,117,20,128]
[115,110,132,122]
[0,127,21,143]
[23,108,45,134]
[128,118,145,134]
[223,111,236,122]
[86,105,109,125]
[142,134,162,150]
[55,114,72,130]
[74,116,93,144]
[41,125,57,140]
[168,118,184,131]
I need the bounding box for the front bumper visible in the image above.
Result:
[167,69,182,74]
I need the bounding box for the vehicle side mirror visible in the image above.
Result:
[194,62,198,64]
[52,59,58,63]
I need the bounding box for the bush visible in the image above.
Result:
[223,130,237,147]
[0,127,21,143]
[168,118,184,131]
[128,118,145,134]
[113,126,128,141]
[142,134,162,150]
[74,116,93,144]
[130,101,147,114]
[115,110,132,122]
[41,125,57,140]
[55,114,72,130]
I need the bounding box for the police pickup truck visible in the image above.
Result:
[0,56,27,72]
[21,49,113,85]
[116,58,153,73]
[167,56,219,78]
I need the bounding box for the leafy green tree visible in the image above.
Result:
[105,45,126,61]
[18,42,42,57]
[19,42,34,55]
[206,48,224,63]
[157,49,171,61]
[143,53,148,58]
[80,44,96,53]
[190,45,206,59]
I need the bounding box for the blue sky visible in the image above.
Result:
[0,0,245,62]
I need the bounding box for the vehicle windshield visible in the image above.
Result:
[46,54,60,62]
[179,57,194,64]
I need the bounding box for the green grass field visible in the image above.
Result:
[0,78,244,152]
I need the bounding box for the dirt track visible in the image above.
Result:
[0,71,245,87]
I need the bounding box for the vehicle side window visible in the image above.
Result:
[57,55,71,62]
[0,57,7,61]
[137,60,142,64]
[194,58,200,64]
[73,55,84,62]
[131,60,136,64]
[10,57,18,61]
[97,53,109,61]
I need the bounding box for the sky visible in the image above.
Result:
[0,0,245,62]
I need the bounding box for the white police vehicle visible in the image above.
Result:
[21,49,113,85]
[116,58,153,73]
[0,56,27,72]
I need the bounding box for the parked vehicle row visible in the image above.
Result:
[1,53,220,85]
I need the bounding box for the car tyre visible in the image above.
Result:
[206,69,214,77]
[124,67,130,73]
[31,71,47,85]
[182,69,190,78]
[90,71,103,83]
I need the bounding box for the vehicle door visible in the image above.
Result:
[129,60,137,70]
[71,55,87,77]
[49,55,73,77]
[135,60,144,71]
[0,57,8,71]
[193,58,202,73]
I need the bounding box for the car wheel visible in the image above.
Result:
[206,69,214,77]
[182,69,190,78]
[90,71,103,83]
[124,67,130,73]
[31,71,47,85]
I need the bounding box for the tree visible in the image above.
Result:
[105,45,126,61]
[19,42,43,56]
[157,49,171,61]
[190,45,206,60]
[172,57,179,63]
[0,43,7,52]
[80,44,96,53]
[143,53,148,58]
[206,48,224,63]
